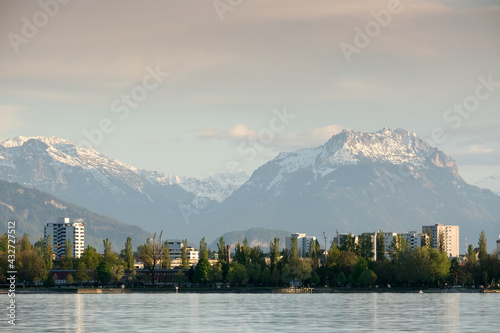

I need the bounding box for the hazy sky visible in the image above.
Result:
[1,0,499,183]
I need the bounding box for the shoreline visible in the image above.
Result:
[0,287,484,294]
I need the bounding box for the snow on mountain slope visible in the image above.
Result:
[247,127,457,192]
[177,171,249,203]
[0,136,247,204]
[475,175,500,196]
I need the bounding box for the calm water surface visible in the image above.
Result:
[1,292,498,332]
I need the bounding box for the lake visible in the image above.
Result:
[2,292,499,332]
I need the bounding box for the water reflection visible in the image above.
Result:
[1,292,499,332]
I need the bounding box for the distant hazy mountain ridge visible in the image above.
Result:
[475,175,500,196]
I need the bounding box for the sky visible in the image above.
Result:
[0,0,499,183]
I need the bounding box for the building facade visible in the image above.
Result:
[401,231,428,251]
[285,233,317,257]
[167,240,199,260]
[422,224,459,258]
[497,235,500,260]
[44,217,85,259]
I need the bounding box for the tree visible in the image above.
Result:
[478,231,489,284]
[137,232,163,286]
[103,238,118,265]
[310,271,320,286]
[261,267,272,286]
[17,250,48,285]
[97,261,113,285]
[438,231,445,253]
[428,247,450,286]
[123,237,134,270]
[246,262,261,286]
[389,234,409,261]
[352,257,369,284]
[466,244,477,265]
[478,231,488,263]
[270,238,280,270]
[74,261,89,284]
[44,235,53,270]
[20,234,32,252]
[174,270,188,286]
[181,239,190,269]
[357,234,374,260]
[111,263,124,285]
[33,237,45,257]
[326,240,341,267]
[339,234,356,252]
[358,269,371,287]
[81,246,100,271]
[61,239,74,269]
[209,262,223,283]
[309,240,321,269]
[228,262,248,286]
[290,236,299,260]
[289,258,312,283]
[162,241,171,269]
[271,268,281,286]
[64,239,73,259]
[376,232,386,261]
[336,272,347,285]
[217,237,227,262]
[199,237,208,260]
[66,273,74,286]
[194,257,211,284]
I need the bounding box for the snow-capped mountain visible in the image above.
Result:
[2,129,500,248]
[0,136,245,235]
[246,127,458,195]
[200,128,500,247]
[475,175,500,196]
[177,171,249,203]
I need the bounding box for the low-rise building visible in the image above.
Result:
[167,240,199,261]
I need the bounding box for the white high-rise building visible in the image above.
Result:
[44,217,85,259]
[422,224,459,258]
[285,233,317,257]
[496,236,500,260]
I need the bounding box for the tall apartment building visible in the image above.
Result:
[44,217,85,259]
[167,240,199,260]
[422,223,459,258]
[285,233,317,257]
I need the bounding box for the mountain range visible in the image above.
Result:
[1,128,499,252]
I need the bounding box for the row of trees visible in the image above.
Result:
[1,230,499,288]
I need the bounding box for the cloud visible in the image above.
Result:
[196,123,257,141]
[274,125,346,149]
[197,123,345,149]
